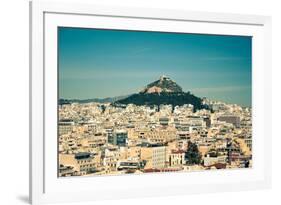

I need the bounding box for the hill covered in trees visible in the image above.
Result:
[115,75,209,111]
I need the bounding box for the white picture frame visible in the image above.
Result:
[30,1,272,204]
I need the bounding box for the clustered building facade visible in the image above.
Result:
[58,100,252,177]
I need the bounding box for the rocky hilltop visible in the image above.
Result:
[140,75,183,94]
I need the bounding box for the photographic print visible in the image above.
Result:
[58,27,252,177]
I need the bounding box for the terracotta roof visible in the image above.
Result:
[171,150,185,154]
[207,163,227,169]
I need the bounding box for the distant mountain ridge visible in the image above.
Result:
[59,95,129,105]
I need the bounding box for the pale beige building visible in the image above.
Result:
[141,146,166,169]
[131,128,177,144]
[168,150,185,167]
[59,152,101,176]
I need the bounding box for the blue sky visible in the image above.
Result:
[58,27,252,107]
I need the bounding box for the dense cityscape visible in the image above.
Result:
[58,76,252,177]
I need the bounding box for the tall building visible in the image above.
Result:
[108,130,128,146]
[141,144,166,169]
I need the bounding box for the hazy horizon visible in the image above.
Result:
[58,27,252,107]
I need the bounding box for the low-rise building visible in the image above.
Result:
[168,150,185,167]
